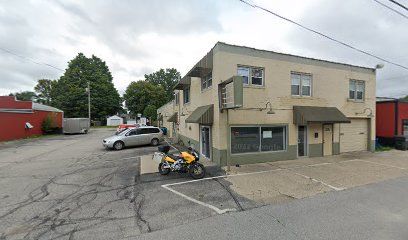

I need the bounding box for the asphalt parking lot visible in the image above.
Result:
[2,129,408,239]
[0,129,158,239]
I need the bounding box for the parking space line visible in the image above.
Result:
[346,159,406,170]
[284,169,345,191]
[162,185,236,214]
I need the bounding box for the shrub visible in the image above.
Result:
[41,114,54,133]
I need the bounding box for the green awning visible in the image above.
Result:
[293,106,350,125]
[167,112,178,122]
[174,76,191,90]
[185,105,213,125]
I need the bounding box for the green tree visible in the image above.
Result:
[34,79,55,105]
[143,105,157,121]
[52,53,122,119]
[123,81,166,117]
[10,91,37,101]
[144,68,180,102]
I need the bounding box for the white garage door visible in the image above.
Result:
[340,118,368,153]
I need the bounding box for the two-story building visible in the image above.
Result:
[158,42,376,166]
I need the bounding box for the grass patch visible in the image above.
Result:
[376,146,393,152]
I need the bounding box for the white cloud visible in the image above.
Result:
[0,0,407,97]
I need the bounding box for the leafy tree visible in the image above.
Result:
[143,105,157,121]
[123,81,166,117]
[51,53,122,119]
[145,68,180,102]
[10,91,37,101]
[34,79,55,105]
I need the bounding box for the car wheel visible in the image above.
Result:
[113,141,124,150]
[151,138,159,146]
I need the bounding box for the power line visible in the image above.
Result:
[388,0,408,11]
[373,0,408,19]
[238,0,408,71]
[0,47,64,71]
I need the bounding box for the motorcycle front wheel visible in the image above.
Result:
[189,163,206,179]
[158,162,171,175]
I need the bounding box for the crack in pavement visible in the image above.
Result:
[0,140,154,240]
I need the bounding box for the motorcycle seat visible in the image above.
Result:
[167,154,181,160]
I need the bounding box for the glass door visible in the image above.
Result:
[200,126,211,159]
[298,126,307,157]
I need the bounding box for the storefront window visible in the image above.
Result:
[231,127,260,154]
[261,127,286,151]
[231,126,287,154]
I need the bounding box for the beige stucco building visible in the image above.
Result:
[157,42,376,166]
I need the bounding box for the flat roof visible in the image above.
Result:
[214,42,376,73]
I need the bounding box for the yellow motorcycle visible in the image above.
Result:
[155,145,206,179]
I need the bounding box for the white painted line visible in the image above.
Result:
[286,170,345,191]
[347,159,406,170]
[162,185,236,214]
[163,168,284,187]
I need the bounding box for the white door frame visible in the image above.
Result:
[200,125,211,160]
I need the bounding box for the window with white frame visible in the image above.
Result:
[349,80,365,101]
[237,66,264,86]
[183,87,190,104]
[201,73,212,90]
[230,126,287,154]
[291,72,312,96]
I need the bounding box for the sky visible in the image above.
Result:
[0,0,407,97]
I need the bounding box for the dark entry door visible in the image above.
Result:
[298,126,307,157]
[201,126,211,159]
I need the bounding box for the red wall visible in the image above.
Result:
[397,103,408,135]
[376,102,395,138]
[0,96,32,109]
[0,111,63,141]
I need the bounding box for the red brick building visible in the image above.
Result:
[376,98,408,145]
[0,96,63,141]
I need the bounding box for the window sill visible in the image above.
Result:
[243,85,265,89]
[347,98,365,103]
[201,86,213,93]
[231,149,287,156]
[291,95,313,99]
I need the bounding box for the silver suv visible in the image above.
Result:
[102,126,163,150]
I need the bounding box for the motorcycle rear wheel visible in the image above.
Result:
[189,163,206,179]
[158,162,171,175]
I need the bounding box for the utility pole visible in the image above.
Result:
[87,81,91,125]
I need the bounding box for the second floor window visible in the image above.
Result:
[349,80,365,101]
[237,66,264,86]
[201,73,212,90]
[183,87,190,104]
[291,72,312,97]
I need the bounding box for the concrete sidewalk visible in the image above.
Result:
[222,150,408,205]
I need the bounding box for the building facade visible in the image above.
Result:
[157,42,376,166]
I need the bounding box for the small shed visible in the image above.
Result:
[106,115,123,126]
